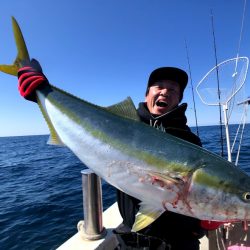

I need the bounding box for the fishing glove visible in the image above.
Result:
[200,220,224,230]
[18,58,49,102]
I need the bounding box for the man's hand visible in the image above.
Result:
[18,59,49,102]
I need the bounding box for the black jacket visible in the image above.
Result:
[116,102,204,243]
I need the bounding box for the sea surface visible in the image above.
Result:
[0,124,250,250]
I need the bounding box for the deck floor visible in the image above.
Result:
[57,203,250,250]
[57,202,211,250]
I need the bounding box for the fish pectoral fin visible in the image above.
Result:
[105,97,140,121]
[132,202,165,232]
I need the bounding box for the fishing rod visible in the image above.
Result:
[210,10,225,159]
[185,39,199,137]
[228,0,247,122]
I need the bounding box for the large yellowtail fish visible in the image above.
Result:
[1,17,250,231]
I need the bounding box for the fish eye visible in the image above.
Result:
[242,192,250,202]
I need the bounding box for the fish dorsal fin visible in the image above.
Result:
[106,97,140,121]
[132,202,165,232]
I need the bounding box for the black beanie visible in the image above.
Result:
[146,67,188,101]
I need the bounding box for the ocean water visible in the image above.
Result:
[0,124,249,250]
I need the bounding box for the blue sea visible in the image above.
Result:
[0,124,250,250]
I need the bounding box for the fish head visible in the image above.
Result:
[186,163,250,222]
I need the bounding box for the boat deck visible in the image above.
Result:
[57,202,209,250]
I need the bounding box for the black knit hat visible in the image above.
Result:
[146,67,188,101]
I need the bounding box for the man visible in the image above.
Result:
[18,61,222,250]
[115,67,205,250]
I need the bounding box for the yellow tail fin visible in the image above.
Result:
[0,17,30,76]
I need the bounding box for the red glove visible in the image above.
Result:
[18,59,49,102]
[201,220,225,230]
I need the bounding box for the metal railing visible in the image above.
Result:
[77,169,107,240]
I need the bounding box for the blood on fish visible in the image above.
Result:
[151,176,165,187]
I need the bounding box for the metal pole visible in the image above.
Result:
[78,169,106,240]
[223,104,232,162]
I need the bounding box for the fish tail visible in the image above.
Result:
[0,17,30,76]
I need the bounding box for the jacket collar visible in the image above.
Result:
[137,102,188,129]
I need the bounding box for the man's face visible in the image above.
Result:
[145,80,181,115]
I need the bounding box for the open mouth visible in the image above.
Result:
[156,100,168,107]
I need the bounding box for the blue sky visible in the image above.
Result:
[0,0,249,136]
